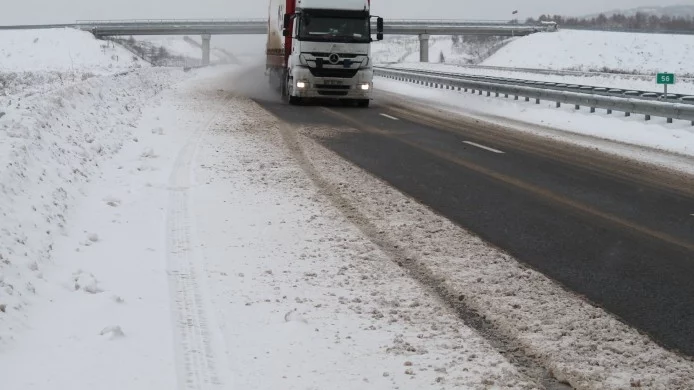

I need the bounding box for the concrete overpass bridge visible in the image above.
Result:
[0,19,555,65]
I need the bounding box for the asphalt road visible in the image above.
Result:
[252,91,694,357]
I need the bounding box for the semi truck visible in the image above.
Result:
[266,0,384,107]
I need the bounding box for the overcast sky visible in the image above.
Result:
[2,0,693,25]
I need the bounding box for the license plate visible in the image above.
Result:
[324,80,343,85]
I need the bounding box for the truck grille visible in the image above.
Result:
[308,68,359,78]
[315,84,350,90]
[308,52,359,59]
[317,90,349,96]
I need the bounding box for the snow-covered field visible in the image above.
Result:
[0,28,145,74]
[484,29,694,75]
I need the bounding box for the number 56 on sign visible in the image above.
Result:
[657,73,675,85]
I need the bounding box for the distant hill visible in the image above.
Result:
[583,5,694,19]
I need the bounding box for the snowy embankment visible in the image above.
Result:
[0,66,188,344]
[0,28,148,97]
[0,27,183,355]
[373,36,474,65]
[483,29,694,75]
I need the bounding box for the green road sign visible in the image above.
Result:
[657,73,675,85]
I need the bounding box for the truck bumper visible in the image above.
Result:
[290,67,373,100]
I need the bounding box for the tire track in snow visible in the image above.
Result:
[166,95,232,390]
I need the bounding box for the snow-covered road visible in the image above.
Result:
[0,65,539,389]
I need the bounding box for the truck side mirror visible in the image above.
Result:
[377,17,384,33]
[283,14,291,30]
[377,33,383,41]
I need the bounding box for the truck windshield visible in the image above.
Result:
[298,14,370,43]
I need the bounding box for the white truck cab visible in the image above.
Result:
[268,0,383,107]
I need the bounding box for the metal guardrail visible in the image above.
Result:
[0,24,76,30]
[562,26,694,36]
[382,66,694,103]
[375,67,694,125]
[75,18,266,24]
[400,64,694,83]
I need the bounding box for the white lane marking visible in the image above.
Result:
[380,113,399,121]
[463,141,505,154]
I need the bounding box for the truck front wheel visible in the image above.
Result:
[357,99,370,108]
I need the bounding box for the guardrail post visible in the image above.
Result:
[607,109,612,114]
[419,34,430,63]
[575,104,580,110]
[645,114,651,121]
[525,97,530,102]
[556,102,561,108]
[535,98,540,104]
[479,90,483,95]
[505,93,508,98]
[487,91,491,96]
[201,33,211,66]
[667,118,673,123]
[515,95,519,100]
[590,107,595,113]
[625,112,631,117]
[495,92,499,97]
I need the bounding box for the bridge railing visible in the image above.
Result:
[75,19,266,25]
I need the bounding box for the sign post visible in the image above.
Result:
[657,73,675,100]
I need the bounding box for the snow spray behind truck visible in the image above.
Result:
[266,0,384,107]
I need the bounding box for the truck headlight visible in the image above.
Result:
[361,57,370,67]
[299,54,308,66]
[359,83,370,91]
[297,80,308,89]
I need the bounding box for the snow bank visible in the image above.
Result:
[0,68,186,345]
[0,28,147,74]
[484,30,694,75]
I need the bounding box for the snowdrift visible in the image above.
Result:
[483,29,694,75]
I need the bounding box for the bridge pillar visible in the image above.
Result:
[201,34,211,66]
[418,34,429,63]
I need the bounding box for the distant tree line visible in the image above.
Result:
[524,13,694,32]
